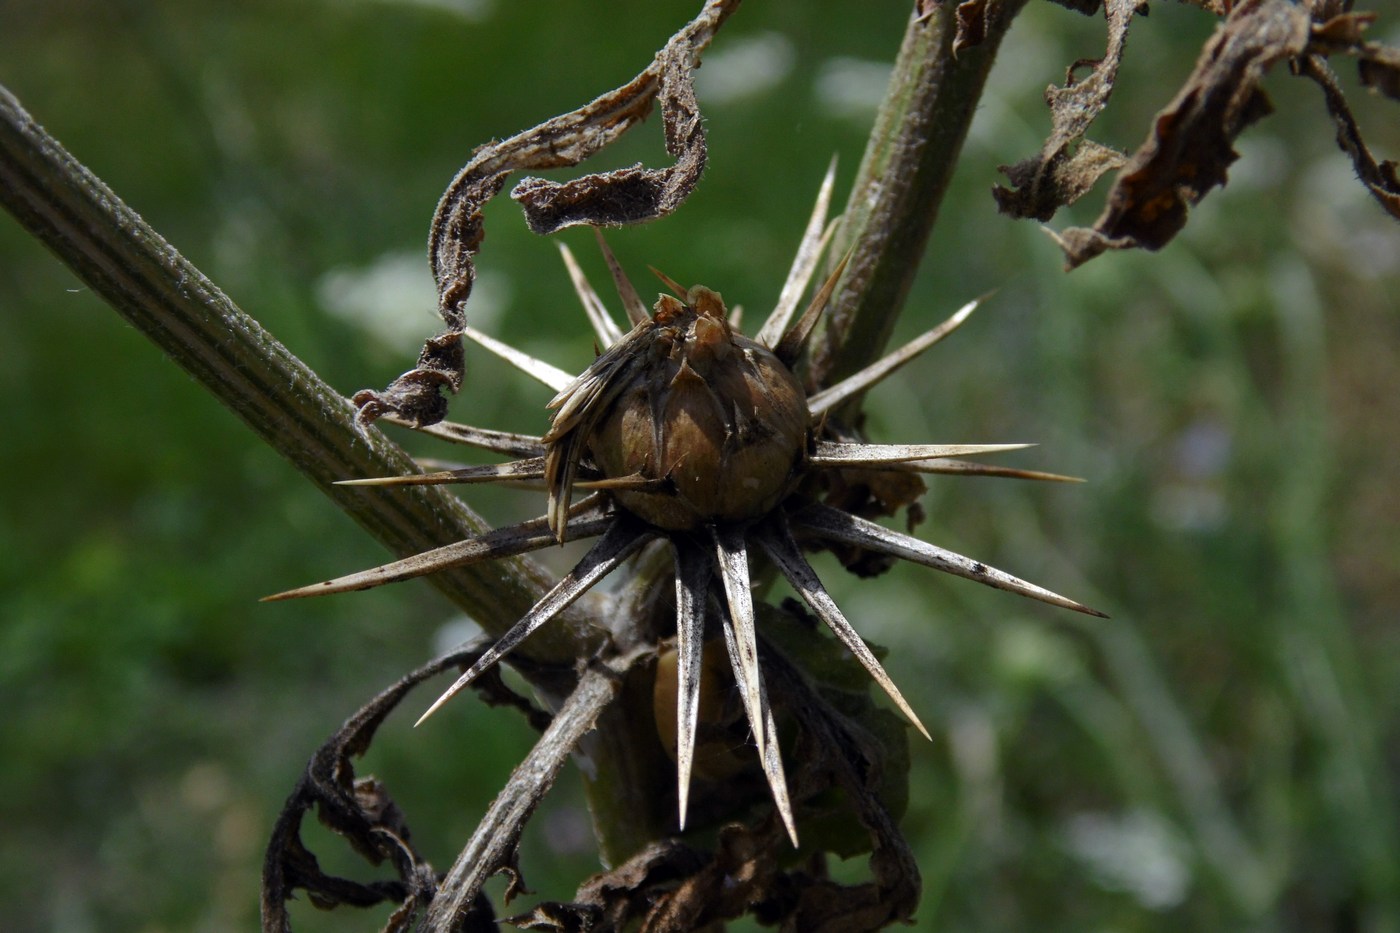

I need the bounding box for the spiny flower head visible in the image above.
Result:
[266,164,1105,845]
[548,284,809,532]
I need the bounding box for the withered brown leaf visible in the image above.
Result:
[353,0,739,430]
[1359,51,1400,100]
[259,643,552,932]
[1311,11,1400,100]
[993,0,1139,221]
[1299,54,1400,220]
[510,48,706,236]
[1053,0,1311,268]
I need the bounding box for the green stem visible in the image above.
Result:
[818,0,1028,391]
[0,84,598,668]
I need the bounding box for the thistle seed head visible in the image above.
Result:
[274,170,1107,850]
[587,286,810,530]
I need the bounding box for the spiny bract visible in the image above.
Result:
[266,164,1105,845]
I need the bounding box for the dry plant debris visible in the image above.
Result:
[352,0,737,430]
[990,0,1400,267]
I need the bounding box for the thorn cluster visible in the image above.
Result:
[267,162,1105,845]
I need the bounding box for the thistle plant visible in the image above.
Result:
[4,0,1399,930]
[267,181,1105,844]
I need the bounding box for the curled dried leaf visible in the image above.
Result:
[261,644,536,932]
[1054,0,1311,268]
[1308,10,1400,100]
[1299,54,1400,219]
[511,48,705,235]
[353,0,739,429]
[993,0,1139,221]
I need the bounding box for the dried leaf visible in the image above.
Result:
[1310,10,1377,49]
[996,138,1126,220]
[510,45,705,235]
[1044,0,1400,263]
[1358,52,1400,100]
[1054,0,1311,268]
[260,645,521,932]
[353,0,740,429]
[994,0,1137,220]
[1309,11,1400,100]
[1299,54,1400,219]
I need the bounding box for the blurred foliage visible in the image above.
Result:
[2,1,1399,931]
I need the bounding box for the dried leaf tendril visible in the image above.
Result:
[351,0,738,429]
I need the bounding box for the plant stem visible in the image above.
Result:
[423,652,637,931]
[818,0,1029,391]
[0,84,598,668]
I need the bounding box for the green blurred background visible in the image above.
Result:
[3,1,1399,930]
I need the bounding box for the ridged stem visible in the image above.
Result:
[0,84,596,667]
[817,0,1029,392]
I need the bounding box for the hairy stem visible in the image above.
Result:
[0,84,598,668]
[817,0,1029,391]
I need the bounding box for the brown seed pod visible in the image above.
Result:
[585,287,810,530]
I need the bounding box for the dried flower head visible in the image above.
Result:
[549,284,809,532]
[267,164,1105,844]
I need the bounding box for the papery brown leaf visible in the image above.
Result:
[1298,54,1400,219]
[511,47,705,235]
[507,840,708,931]
[1358,55,1400,99]
[1310,10,1377,49]
[1308,7,1400,100]
[1055,0,1311,268]
[1310,6,1400,100]
[993,0,1138,220]
[1352,28,1400,101]
[353,0,739,429]
[997,140,1127,220]
[260,644,540,932]
[1358,53,1400,99]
